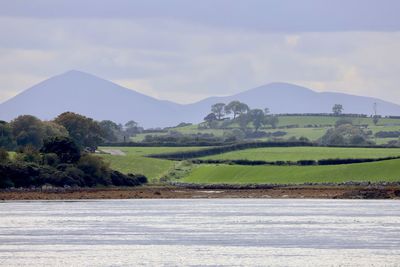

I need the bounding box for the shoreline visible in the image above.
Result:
[1,185,399,200]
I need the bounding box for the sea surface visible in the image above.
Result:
[0,199,399,266]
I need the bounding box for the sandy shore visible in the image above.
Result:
[1,185,399,200]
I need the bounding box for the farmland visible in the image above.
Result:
[181,159,400,184]
[97,115,400,185]
[98,146,207,181]
[130,115,400,144]
[201,147,400,161]
[99,145,400,185]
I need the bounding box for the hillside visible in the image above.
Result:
[1,70,400,127]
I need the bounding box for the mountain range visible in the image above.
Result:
[1,70,400,128]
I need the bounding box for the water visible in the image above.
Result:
[0,199,399,266]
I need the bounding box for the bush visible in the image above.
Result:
[14,146,42,164]
[375,131,400,138]
[42,153,59,167]
[0,148,9,163]
[77,154,112,186]
[0,155,148,189]
[41,136,81,163]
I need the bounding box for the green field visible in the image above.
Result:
[202,147,400,161]
[98,146,206,180]
[276,116,400,127]
[182,159,400,184]
[131,116,400,144]
[8,151,16,159]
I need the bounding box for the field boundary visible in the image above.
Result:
[146,141,400,160]
[188,156,400,166]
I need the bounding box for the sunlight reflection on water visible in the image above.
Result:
[0,199,399,266]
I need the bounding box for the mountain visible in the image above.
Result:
[1,70,400,128]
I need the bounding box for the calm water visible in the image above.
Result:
[0,199,399,266]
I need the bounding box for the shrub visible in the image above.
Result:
[0,148,9,163]
[41,136,81,163]
[42,153,59,167]
[77,154,111,186]
[14,146,42,164]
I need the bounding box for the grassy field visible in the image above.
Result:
[182,159,400,184]
[276,116,400,127]
[202,147,400,161]
[8,151,16,159]
[98,146,206,181]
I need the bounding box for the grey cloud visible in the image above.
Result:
[1,0,400,32]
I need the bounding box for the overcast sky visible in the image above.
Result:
[1,0,400,104]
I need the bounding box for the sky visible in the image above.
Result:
[0,0,400,104]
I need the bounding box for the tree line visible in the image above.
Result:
[0,112,148,189]
[204,101,279,131]
[0,112,143,151]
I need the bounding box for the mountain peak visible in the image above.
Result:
[55,69,101,80]
[1,71,400,127]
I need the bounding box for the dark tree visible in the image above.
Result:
[54,112,104,149]
[0,121,15,150]
[204,113,217,128]
[41,136,81,163]
[11,115,46,149]
[332,104,344,116]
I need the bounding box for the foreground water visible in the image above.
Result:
[0,199,399,266]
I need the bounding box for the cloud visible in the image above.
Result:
[0,16,400,105]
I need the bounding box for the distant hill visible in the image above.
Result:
[1,70,400,128]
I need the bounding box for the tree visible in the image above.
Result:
[0,121,15,150]
[204,113,217,128]
[211,103,226,120]
[249,109,265,132]
[54,112,104,149]
[320,123,371,146]
[373,115,380,126]
[43,121,69,139]
[124,120,142,137]
[11,115,46,149]
[237,113,251,130]
[99,120,121,142]
[332,104,344,116]
[0,148,9,163]
[264,108,270,115]
[225,101,249,119]
[264,115,279,129]
[41,136,81,163]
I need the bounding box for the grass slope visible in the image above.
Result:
[202,147,400,161]
[277,116,400,127]
[182,159,400,184]
[98,146,206,180]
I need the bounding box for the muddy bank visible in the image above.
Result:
[1,185,399,200]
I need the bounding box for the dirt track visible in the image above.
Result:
[1,185,399,200]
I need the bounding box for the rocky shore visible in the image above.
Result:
[1,184,399,200]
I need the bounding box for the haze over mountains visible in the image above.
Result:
[1,70,400,128]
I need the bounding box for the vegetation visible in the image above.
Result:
[0,147,147,189]
[98,146,207,181]
[201,147,400,161]
[181,159,400,184]
[332,104,344,116]
[3,108,400,188]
